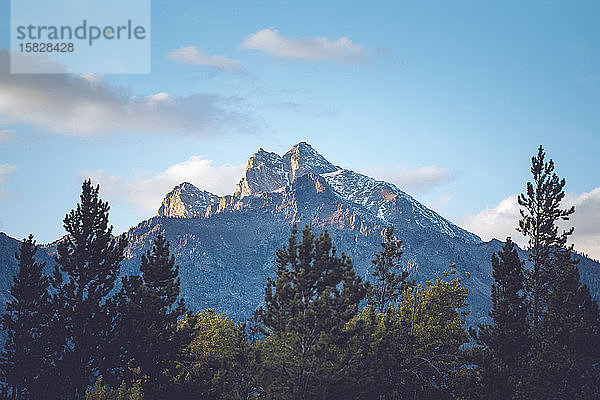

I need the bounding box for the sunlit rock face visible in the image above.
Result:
[157,182,220,218]
[234,142,340,199]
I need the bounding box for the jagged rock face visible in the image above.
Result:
[235,149,289,198]
[234,142,340,199]
[282,141,340,180]
[157,182,220,218]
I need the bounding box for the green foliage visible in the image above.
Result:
[85,378,143,400]
[114,233,187,398]
[172,309,255,400]
[258,225,368,399]
[367,226,409,313]
[53,179,128,398]
[0,235,53,399]
[346,268,470,399]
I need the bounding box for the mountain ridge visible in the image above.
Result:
[1,142,599,325]
[162,142,477,247]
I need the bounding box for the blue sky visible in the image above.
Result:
[0,1,599,258]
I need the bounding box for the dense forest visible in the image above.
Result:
[1,146,599,400]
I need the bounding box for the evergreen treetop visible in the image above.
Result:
[115,233,186,398]
[53,179,127,399]
[367,226,409,313]
[259,225,368,399]
[1,235,53,400]
[472,238,529,399]
[517,145,575,324]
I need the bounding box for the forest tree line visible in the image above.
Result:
[1,146,599,400]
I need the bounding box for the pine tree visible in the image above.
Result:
[258,225,367,400]
[115,233,186,398]
[1,235,53,400]
[472,238,529,399]
[53,179,127,399]
[367,226,409,313]
[517,145,574,325]
[516,146,600,398]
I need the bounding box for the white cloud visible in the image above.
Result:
[566,188,600,259]
[364,165,457,193]
[84,156,243,214]
[461,195,524,246]
[240,28,367,63]
[0,49,252,136]
[168,46,242,71]
[462,188,600,260]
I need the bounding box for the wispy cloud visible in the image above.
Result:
[364,165,458,193]
[0,49,254,136]
[240,29,367,63]
[462,188,600,260]
[84,156,243,214]
[0,164,17,201]
[167,46,242,72]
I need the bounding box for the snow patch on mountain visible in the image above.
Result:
[322,169,481,244]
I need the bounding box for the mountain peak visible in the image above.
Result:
[235,148,289,198]
[177,181,195,190]
[157,182,220,218]
[287,141,312,152]
[235,142,339,199]
[283,142,339,180]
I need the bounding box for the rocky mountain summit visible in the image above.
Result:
[157,182,220,218]
[235,142,340,198]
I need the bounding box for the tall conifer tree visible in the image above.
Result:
[53,179,127,399]
[517,145,574,325]
[115,233,186,398]
[515,146,600,398]
[1,235,53,400]
[258,225,367,400]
